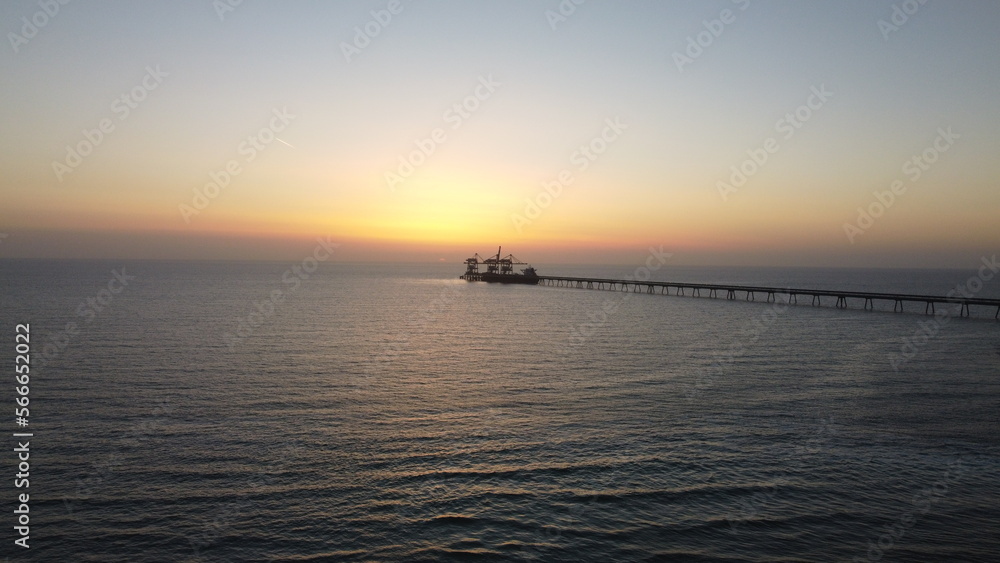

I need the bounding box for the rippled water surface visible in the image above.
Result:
[2,259,998,562]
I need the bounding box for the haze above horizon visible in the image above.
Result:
[1,1,998,268]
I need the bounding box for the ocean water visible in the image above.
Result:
[1,259,998,562]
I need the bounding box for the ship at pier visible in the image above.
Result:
[460,247,539,284]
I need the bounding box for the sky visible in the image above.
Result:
[1,0,997,267]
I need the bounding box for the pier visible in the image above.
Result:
[536,276,1000,319]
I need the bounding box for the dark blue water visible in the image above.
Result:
[1,259,998,562]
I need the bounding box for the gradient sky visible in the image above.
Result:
[1,0,997,267]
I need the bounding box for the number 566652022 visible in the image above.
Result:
[15,324,30,425]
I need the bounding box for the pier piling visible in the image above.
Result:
[534,275,999,320]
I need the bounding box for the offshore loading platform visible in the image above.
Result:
[460,247,539,284]
[460,248,1000,318]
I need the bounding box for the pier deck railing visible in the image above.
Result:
[535,276,1000,319]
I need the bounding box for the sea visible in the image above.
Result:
[1,258,998,562]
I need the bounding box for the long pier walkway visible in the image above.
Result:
[536,276,1000,319]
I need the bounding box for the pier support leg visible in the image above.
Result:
[925,301,934,315]
[694,288,701,297]
[727,290,735,300]
[679,287,685,296]
[894,300,903,313]
[812,296,819,306]
[767,291,775,303]
[836,296,846,309]
[864,298,873,310]
[791,294,797,305]
[710,289,717,298]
